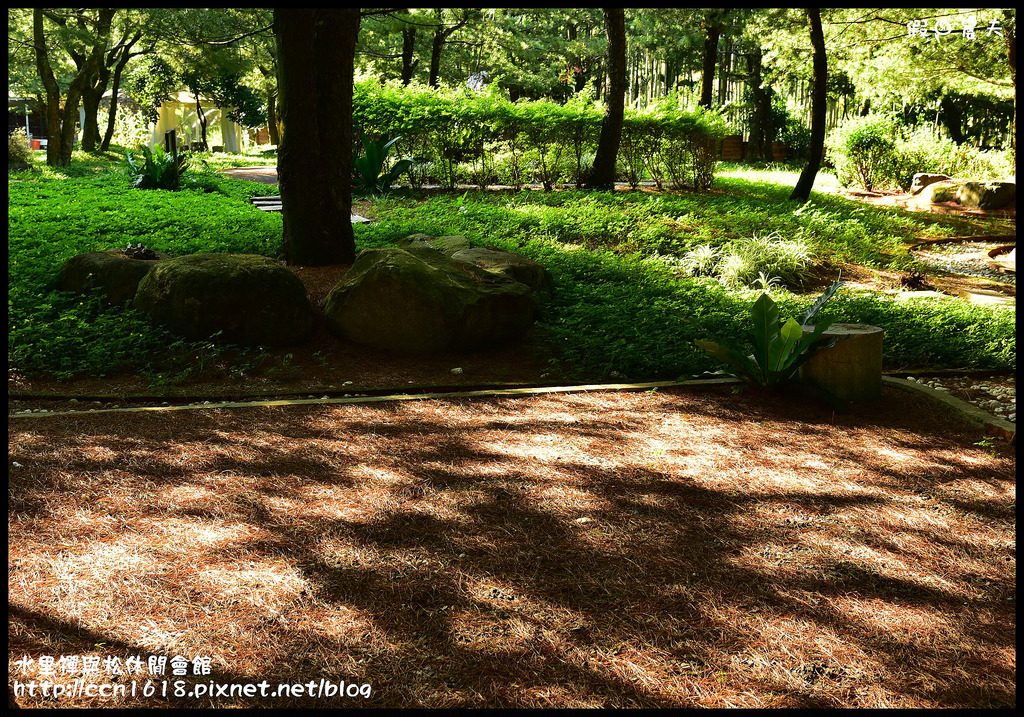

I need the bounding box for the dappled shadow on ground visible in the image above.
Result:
[8,386,1015,708]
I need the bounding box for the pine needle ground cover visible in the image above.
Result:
[9,386,1014,709]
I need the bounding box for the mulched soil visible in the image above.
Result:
[8,383,1015,708]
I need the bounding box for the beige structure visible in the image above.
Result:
[148,90,246,153]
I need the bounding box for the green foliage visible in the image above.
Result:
[352,134,415,196]
[8,129,33,166]
[123,145,191,190]
[685,231,812,290]
[693,281,846,387]
[828,113,1013,192]
[350,80,726,191]
[356,186,1013,380]
[888,126,1013,190]
[827,114,902,192]
[9,171,283,379]
[8,160,1014,384]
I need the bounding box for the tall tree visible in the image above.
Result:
[789,8,827,203]
[274,8,359,266]
[33,8,114,166]
[585,8,626,189]
[699,12,723,108]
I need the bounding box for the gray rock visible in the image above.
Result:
[955,181,1015,210]
[909,173,952,195]
[450,246,554,295]
[61,249,169,305]
[322,247,538,353]
[133,253,314,346]
[397,234,473,256]
[919,180,961,204]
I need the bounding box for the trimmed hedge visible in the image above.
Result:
[351,81,729,191]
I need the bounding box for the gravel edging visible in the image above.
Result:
[882,376,1016,442]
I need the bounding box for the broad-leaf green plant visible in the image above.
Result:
[352,133,415,196]
[692,280,846,387]
[124,144,190,190]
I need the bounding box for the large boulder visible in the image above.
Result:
[133,253,314,346]
[450,246,554,295]
[322,247,538,353]
[955,181,1015,210]
[397,233,473,255]
[60,249,168,305]
[919,180,961,204]
[909,173,952,196]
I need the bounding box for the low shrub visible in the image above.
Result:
[827,114,902,191]
[9,128,33,166]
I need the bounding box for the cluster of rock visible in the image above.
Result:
[909,173,1015,210]
[59,234,552,353]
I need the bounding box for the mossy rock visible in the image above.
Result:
[397,233,473,256]
[133,253,314,346]
[450,247,554,295]
[919,180,961,204]
[956,181,1015,210]
[60,249,169,305]
[322,247,538,353]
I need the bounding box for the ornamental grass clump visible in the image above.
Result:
[681,232,812,290]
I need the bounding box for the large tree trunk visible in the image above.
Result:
[790,8,827,203]
[699,19,720,109]
[80,82,104,153]
[274,8,359,266]
[585,8,626,190]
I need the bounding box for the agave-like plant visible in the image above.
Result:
[352,134,415,196]
[692,280,846,388]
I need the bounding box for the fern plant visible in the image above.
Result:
[124,145,190,190]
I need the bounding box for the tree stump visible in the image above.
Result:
[799,323,883,403]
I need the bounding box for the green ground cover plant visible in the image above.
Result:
[9,156,282,379]
[8,157,1014,383]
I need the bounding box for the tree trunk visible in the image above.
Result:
[34,9,65,166]
[790,7,827,203]
[401,25,418,85]
[699,21,720,108]
[266,89,280,145]
[940,95,965,144]
[194,96,209,151]
[1003,9,1015,164]
[746,47,767,161]
[34,9,113,166]
[585,8,626,190]
[274,8,359,266]
[100,64,125,151]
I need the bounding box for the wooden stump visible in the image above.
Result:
[799,324,883,403]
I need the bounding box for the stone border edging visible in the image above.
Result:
[8,379,736,420]
[10,377,1015,443]
[882,376,1015,442]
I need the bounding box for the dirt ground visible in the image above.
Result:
[8,383,1016,708]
